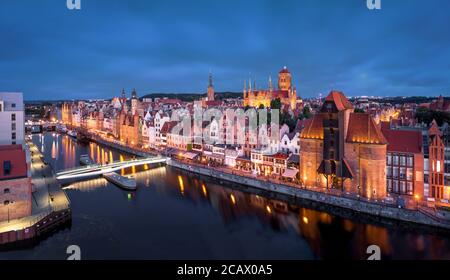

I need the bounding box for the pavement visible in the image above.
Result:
[0,141,70,233]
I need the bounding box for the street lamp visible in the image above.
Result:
[415,194,420,208]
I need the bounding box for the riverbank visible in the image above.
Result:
[0,141,71,246]
[71,130,450,231]
[168,159,450,230]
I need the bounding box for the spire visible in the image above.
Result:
[121,88,126,99]
[253,80,256,91]
[244,79,247,91]
[208,71,213,88]
[269,75,273,91]
[131,88,137,99]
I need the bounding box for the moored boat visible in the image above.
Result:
[103,172,137,190]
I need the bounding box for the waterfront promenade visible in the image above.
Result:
[58,129,450,230]
[0,141,70,241]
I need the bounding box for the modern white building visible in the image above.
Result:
[0,92,25,146]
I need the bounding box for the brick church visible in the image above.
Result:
[243,66,299,109]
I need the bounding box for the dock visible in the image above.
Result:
[103,172,137,190]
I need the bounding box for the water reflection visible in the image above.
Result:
[64,178,108,192]
[13,133,450,260]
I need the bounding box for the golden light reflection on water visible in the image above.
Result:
[64,178,108,192]
[178,175,184,195]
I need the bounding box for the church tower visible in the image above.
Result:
[207,72,215,101]
[131,88,138,115]
[278,66,292,91]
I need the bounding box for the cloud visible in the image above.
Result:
[0,0,449,100]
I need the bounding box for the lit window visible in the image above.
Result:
[437,160,441,172]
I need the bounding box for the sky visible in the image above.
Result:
[1,0,450,100]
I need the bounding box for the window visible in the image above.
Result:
[400,167,406,179]
[4,200,10,205]
[11,114,16,121]
[387,154,392,165]
[11,123,16,131]
[407,168,413,181]
[387,180,392,192]
[11,103,16,108]
[12,132,16,140]
[393,167,399,179]
[407,182,413,195]
[400,156,406,166]
[400,181,406,194]
[393,155,399,165]
[407,156,413,167]
[393,181,399,193]
[3,161,11,176]
[386,167,392,177]
[4,188,10,194]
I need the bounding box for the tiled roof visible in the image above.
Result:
[299,114,324,140]
[160,121,178,134]
[346,113,387,145]
[0,145,27,180]
[381,127,422,154]
[324,90,353,111]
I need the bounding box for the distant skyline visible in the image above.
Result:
[1,0,450,100]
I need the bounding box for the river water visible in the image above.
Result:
[1,132,449,260]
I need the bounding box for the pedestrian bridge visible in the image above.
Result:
[56,156,170,180]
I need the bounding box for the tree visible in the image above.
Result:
[301,106,311,119]
[415,107,450,126]
[258,104,265,110]
[270,98,282,110]
[354,108,365,113]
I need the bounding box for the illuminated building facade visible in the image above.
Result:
[243,67,298,109]
[300,91,387,200]
[428,120,446,199]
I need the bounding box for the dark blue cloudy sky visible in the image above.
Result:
[1,0,449,100]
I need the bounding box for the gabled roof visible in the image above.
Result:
[160,121,178,134]
[428,119,442,137]
[346,113,387,145]
[324,90,353,111]
[300,114,324,140]
[381,127,422,154]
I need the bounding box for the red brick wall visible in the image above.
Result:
[0,177,32,222]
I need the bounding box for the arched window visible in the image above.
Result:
[4,200,10,206]
[4,188,10,194]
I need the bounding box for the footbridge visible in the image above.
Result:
[56,156,170,180]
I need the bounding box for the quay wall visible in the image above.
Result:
[167,159,450,230]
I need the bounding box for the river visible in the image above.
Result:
[1,132,449,260]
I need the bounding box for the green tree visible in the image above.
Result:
[270,98,282,110]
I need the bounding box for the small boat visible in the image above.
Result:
[103,172,137,190]
[67,130,77,138]
[79,154,93,165]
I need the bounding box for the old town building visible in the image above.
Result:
[0,145,31,222]
[243,67,299,109]
[382,124,424,199]
[428,120,446,199]
[300,91,387,200]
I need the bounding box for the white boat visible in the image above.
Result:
[67,130,77,138]
[103,172,137,190]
